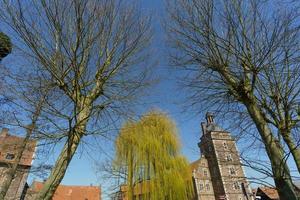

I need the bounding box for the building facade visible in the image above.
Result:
[0,128,36,200]
[191,113,253,200]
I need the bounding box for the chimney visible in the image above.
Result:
[206,112,214,124]
[0,128,9,137]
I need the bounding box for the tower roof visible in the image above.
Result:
[206,123,225,132]
[202,112,225,133]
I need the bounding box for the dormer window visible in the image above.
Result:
[6,153,15,160]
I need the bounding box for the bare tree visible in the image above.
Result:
[0,0,152,199]
[166,0,300,199]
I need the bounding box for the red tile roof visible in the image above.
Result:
[31,181,101,200]
[0,128,36,166]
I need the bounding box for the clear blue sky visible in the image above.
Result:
[29,0,206,197]
[23,1,298,199]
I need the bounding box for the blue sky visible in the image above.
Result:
[8,0,296,199]
[28,0,209,196]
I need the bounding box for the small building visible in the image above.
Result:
[0,128,37,200]
[25,181,101,200]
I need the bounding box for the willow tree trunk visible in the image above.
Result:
[281,131,300,173]
[245,100,297,200]
[34,104,91,200]
[128,150,135,200]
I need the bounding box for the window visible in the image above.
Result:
[5,153,15,160]
[226,154,232,161]
[229,166,236,175]
[196,179,204,192]
[203,169,208,177]
[208,146,212,152]
[206,183,210,191]
[199,183,204,191]
[223,142,228,150]
[233,182,240,190]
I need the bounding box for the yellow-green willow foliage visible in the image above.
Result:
[114,111,194,200]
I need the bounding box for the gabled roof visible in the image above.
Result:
[30,181,101,200]
[0,128,36,166]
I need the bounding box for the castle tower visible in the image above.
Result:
[193,113,253,200]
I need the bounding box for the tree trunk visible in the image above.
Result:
[245,101,297,200]
[281,131,300,173]
[34,104,91,200]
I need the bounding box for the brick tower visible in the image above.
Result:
[192,113,253,200]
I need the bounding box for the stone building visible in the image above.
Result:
[191,113,253,200]
[0,128,36,200]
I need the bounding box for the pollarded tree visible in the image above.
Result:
[114,111,194,200]
[166,0,300,199]
[0,0,152,199]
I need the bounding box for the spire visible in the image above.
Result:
[206,112,214,124]
[204,112,224,132]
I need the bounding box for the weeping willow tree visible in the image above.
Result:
[114,111,194,200]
